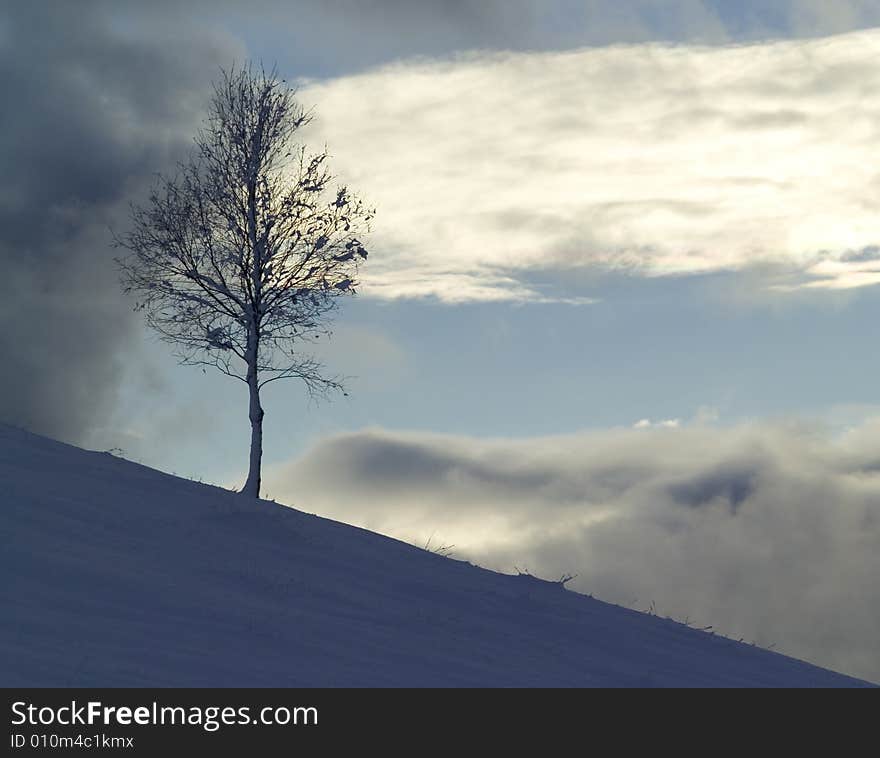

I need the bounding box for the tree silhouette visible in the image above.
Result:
[116,64,372,497]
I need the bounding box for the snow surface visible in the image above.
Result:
[1,425,873,687]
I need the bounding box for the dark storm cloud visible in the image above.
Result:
[148,1,880,83]
[273,0,880,66]
[0,3,239,441]
[268,422,880,682]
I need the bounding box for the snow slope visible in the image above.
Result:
[1,425,873,687]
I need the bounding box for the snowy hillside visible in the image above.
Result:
[1,425,872,687]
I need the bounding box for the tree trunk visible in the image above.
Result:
[241,325,263,498]
[241,373,264,498]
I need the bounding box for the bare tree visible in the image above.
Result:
[116,64,372,498]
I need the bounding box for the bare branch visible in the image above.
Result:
[116,62,373,397]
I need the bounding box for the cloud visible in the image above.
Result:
[300,29,880,302]
[5,3,880,442]
[634,418,681,428]
[0,4,240,442]
[211,0,880,65]
[267,420,880,681]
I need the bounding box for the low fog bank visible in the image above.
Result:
[267,419,880,681]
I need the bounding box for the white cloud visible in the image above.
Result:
[267,419,880,681]
[299,29,880,303]
[634,417,681,428]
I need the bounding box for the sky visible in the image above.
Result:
[2,1,880,680]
